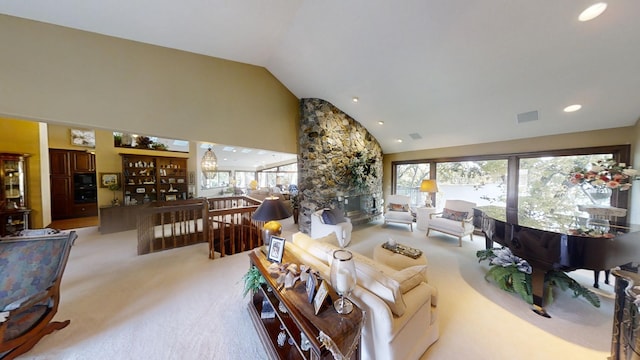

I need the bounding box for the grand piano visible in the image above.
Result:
[475,206,640,317]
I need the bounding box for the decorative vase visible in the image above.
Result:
[330,250,356,314]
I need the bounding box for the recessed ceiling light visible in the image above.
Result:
[579,3,607,22]
[396,139,403,143]
[564,104,582,112]
[378,121,384,125]
[352,97,359,103]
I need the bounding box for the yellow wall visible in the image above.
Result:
[0,118,44,228]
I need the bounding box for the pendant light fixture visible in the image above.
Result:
[201,147,218,179]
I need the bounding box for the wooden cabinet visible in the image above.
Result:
[0,153,30,236]
[73,151,95,172]
[49,149,97,219]
[121,154,188,206]
[248,249,362,360]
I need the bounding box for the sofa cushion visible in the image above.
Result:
[292,232,338,264]
[441,208,468,221]
[391,265,428,293]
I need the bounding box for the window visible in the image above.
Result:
[436,160,507,209]
[257,162,298,191]
[201,171,231,190]
[394,163,430,205]
[392,145,631,217]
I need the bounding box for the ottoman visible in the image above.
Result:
[373,243,427,271]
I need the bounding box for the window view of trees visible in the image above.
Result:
[395,163,430,205]
[518,154,612,219]
[436,160,507,209]
[392,145,630,219]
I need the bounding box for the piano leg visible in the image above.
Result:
[531,268,551,318]
[593,270,611,288]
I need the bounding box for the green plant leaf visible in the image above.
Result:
[242,266,265,298]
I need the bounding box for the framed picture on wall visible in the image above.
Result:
[70,129,96,148]
[99,173,120,188]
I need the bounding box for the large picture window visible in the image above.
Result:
[392,145,631,218]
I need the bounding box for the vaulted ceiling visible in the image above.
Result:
[1,1,639,155]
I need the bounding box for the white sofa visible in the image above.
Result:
[287,231,439,360]
[427,199,476,247]
[310,209,352,247]
[383,194,414,231]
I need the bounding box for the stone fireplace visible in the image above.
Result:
[298,98,383,233]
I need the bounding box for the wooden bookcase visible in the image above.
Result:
[0,153,30,236]
[121,154,188,206]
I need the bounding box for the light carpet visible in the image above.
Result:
[18,219,613,359]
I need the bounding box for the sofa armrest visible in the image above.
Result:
[429,212,443,219]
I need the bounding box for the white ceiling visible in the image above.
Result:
[2,1,639,156]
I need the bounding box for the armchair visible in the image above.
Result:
[427,200,476,247]
[0,231,77,359]
[310,209,352,247]
[383,195,414,232]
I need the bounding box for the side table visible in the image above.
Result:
[247,248,363,360]
[416,207,436,231]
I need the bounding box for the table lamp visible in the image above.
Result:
[420,179,438,207]
[252,196,292,245]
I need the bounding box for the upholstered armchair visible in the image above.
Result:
[427,200,476,246]
[383,194,414,231]
[0,231,77,359]
[310,209,352,247]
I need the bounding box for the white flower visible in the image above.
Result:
[623,168,639,177]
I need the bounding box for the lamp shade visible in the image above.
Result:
[252,196,292,221]
[420,179,438,193]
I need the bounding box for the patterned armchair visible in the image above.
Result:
[0,231,77,359]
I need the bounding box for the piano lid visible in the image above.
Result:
[476,205,640,236]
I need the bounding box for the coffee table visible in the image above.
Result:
[373,242,428,271]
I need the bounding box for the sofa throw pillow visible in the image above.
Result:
[388,203,407,212]
[391,265,428,294]
[352,258,407,317]
[321,209,336,224]
[321,208,345,225]
[441,208,468,221]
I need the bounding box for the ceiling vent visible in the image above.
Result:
[409,133,422,140]
[516,110,539,124]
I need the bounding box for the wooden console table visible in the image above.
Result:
[248,248,362,360]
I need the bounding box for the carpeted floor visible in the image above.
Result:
[19,218,613,359]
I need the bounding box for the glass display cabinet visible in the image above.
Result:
[0,153,30,236]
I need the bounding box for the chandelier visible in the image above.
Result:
[201,147,218,179]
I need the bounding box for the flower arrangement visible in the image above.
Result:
[477,248,600,307]
[568,159,639,191]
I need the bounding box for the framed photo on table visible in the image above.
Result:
[267,236,285,263]
[313,280,330,315]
